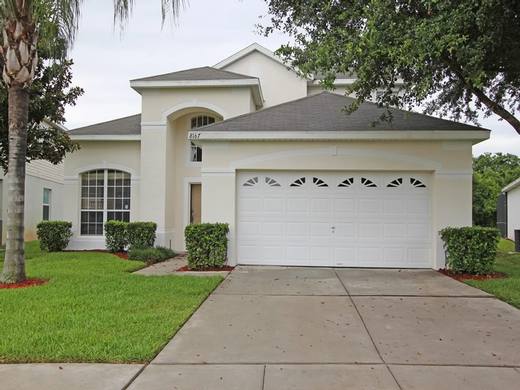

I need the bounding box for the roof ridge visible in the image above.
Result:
[130,66,256,83]
[197,92,351,130]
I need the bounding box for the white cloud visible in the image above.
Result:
[65,0,519,156]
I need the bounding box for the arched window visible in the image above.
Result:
[80,169,131,235]
[190,115,216,162]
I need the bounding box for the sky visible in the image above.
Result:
[65,0,520,156]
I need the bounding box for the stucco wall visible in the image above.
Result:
[200,139,474,269]
[220,51,308,107]
[63,141,141,250]
[140,87,253,123]
[507,186,520,240]
[1,174,64,243]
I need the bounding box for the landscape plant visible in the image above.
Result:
[128,246,175,264]
[36,221,72,252]
[104,220,128,252]
[127,222,157,250]
[440,226,500,275]
[185,223,229,270]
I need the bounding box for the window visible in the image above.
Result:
[80,169,131,235]
[42,188,51,221]
[190,115,215,162]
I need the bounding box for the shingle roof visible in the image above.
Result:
[131,66,256,82]
[68,114,141,136]
[198,92,487,132]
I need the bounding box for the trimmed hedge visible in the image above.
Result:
[104,221,128,252]
[36,221,73,252]
[127,222,157,249]
[185,223,229,270]
[128,246,175,264]
[440,226,500,275]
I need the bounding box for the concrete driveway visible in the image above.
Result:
[127,266,520,390]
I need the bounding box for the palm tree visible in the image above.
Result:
[0,0,181,283]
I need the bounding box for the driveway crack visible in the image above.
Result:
[334,269,403,390]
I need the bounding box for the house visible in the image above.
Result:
[1,120,66,243]
[64,43,490,269]
[499,177,520,243]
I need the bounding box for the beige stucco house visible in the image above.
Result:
[64,43,490,269]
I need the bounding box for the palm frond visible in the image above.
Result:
[113,0,185,28]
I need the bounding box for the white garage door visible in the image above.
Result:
[237,172,432,268]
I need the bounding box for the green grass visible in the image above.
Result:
[465,239,520,309]
[0,242,222,363]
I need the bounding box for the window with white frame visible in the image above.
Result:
[190,115,215,162]
[80,169,131,235]
[42,188,51,221]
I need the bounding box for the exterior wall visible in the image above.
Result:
[220,51,308,107]
[139,88,242,249]
[507,186,520,240]
[63,141,141,250]
[200,140,474,269]
[140,87,253,123]
[1,160,64,243]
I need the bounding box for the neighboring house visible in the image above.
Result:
[500,177,520,242]
[64,43,490,269]
[1,120,65,243]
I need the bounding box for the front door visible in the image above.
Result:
[190,183,201,224]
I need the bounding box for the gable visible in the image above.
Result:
[216,47,307,107]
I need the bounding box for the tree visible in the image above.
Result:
[0,0,181,284]
[263,0,520,134]
[473,153,520,227]
[0,43,83,172]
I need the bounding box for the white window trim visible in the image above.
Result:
[42,188,51,221]
[78,169,131,237]
[186,115,216,167]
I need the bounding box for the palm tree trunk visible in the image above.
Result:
[0,84,28,283]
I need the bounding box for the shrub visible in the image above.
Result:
[104,221,128,252]
[440,226,500,275]
[36,221,73,252]
[185,223,229,270]
[127,222,157,249]
[128,246,175,264]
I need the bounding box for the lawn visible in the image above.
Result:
[465,239,520,309]
[0,242,222,363]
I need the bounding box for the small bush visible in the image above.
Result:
[104,221,128,252]
[127,222,157,249]
[128,246,175,264]
[440,226,500,275]
[185,223,229,270]
[36,221,73,252]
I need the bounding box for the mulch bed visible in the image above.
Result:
[439,269,507,281]
[177,265,235,272]
[0,278,48,289]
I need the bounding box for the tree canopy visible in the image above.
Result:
[0,42,83,171]
[473,153,520,227]
[263,0,520,134]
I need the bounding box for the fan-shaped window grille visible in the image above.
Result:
[387,178,403,188]
[361,177,377,188]
[265,177,281,187]
[410,178,426,188]
[338,177,354,187]
[312,177,328,187]
[290,177,306,187]
[243,177,259,187]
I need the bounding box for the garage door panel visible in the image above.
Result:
[237,172,432,268]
